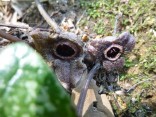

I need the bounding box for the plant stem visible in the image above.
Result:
[77,63,100,117]
[0,30,23,42]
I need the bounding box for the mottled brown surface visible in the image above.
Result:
[30,29,87,91]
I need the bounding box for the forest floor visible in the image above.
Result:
[0,0,156,117]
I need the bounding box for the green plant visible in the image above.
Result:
[139,45,156,74]
[80,0,156,35]
[0,43,77,117]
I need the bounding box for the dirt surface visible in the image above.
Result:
[0,0,156,117]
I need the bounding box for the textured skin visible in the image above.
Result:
[30,30,135,91]
[87,32,135,65]
[86,32,135,91]
[30,29,87,91]
[102,57,125,72]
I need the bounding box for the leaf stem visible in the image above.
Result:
[77,63,100,117]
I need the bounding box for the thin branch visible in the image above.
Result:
[113,13,122,36]
[112,93,121,109]
[0,30,24,42]
[35,0,61,33]
[126,79,154,93]
[76,10,86,27]
[0,23,30,29]
[0,23,53,32]
[77,63,100,117]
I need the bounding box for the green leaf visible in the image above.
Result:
[0,42,77,117]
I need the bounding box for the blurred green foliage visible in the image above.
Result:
[80,0,156,35]
[0,43,77,117]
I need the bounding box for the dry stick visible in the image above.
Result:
[126,79,154,93]
[0,23,52,32]
[0,23,30,29]
[35,0,61,33]
[113,13,122,36]
[77,63,100,117]
[76,10,86,27]
[0,30,24,42]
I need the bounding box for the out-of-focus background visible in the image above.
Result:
[0,0,156,116]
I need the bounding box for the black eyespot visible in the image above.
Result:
[104,44,123,61]
[107,47,120,58]
[56,44,75,57]
[53,41,81,60]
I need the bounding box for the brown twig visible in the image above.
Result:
[0,23,31,29]
[0,23,53,32]
[0,30,23,42]
[110,92,121,109]
[77,63,100,117]
[35,0,61,33]
[113,13,122,36]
